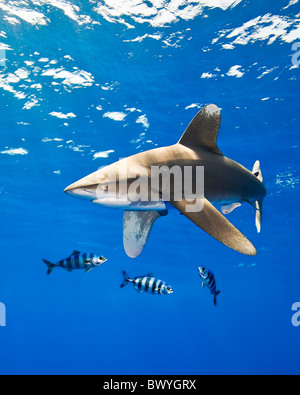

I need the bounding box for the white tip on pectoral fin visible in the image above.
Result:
[123,210,168,258]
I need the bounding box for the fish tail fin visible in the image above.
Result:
[43,259,55,275]
[120,270,130,288]
[214,291,221,306]
[252,161,264,233]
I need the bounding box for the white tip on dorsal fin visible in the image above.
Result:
[178,104,223,156]
[123,210,168,258]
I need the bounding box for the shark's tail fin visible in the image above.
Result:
[252,160,263,233]
[120,270,130,288]
[252,160,263,182]
[214,291,221,306]
[43,259,56,275]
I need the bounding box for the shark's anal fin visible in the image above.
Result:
[170,198,257,256]
[123,210,168,258]
[178,104,223,156]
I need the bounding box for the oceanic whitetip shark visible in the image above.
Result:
[65,104,266,258]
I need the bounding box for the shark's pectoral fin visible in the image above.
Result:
[170,198,257,256]
[178,104,223,156]
[123,210,168,258]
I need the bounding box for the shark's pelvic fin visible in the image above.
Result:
[221,202,242,215]
[178,104,223,156]
[252,160,264,233]
[123,210,168,258]
[170,198,257,256]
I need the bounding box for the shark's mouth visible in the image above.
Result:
[65,186,98,201]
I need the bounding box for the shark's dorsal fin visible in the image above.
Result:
[70,250,80,257]
[123,210,168,258]
[178,104,223,156]
[170,198,257,256]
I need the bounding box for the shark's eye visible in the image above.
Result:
[102,185,108,192]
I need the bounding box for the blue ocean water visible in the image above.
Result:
[0,0,299,375]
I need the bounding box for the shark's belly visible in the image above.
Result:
[92,198,171,211]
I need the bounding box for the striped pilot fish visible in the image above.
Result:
[120,271,174,295]
[198,266,221,306]
[43,250,108,275]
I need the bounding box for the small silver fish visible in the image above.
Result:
[43,250,107,275]
[120,270,173,295]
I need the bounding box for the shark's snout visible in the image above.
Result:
[64,184,74,193]
[64,179,92,193]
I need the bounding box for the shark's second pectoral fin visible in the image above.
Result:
[170,198,257,256]
[123,210,168,258]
